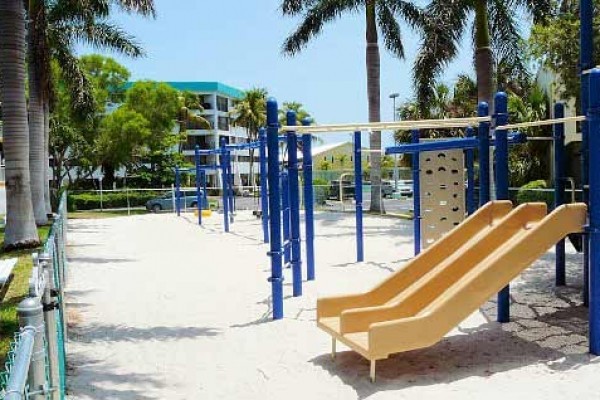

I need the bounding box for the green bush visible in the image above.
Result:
[313,178,330,205]
[68,191,161,211]
[516,180,554,209]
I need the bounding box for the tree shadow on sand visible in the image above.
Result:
[68,354,166,399]
[70,323,221,343]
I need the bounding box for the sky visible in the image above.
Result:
[77,0,478,146]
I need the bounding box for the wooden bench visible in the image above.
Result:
[0,258,18,302]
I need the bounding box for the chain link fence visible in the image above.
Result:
[0,193,68,399]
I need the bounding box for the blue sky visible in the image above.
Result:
[77,0,481,146]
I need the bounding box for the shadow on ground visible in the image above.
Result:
[68,354,165,400]
[70,324,221,343]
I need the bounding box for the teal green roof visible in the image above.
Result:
[122,81,244,99]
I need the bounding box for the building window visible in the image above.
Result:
[218,116,230,131]
[217,96,228,112]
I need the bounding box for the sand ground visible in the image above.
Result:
[66,210,598,399]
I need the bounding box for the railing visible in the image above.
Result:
[0,192,69,399]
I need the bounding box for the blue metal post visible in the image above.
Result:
[465,127,476,215]
[227,155,235,223]
[266,98,284,320]
[175,165,181,217]
[354,131,365,262]
[202,171,208,211]
[581,0,593,307]
[195,146,202,225]
[301,118,315,280]
[281,170,291,265]
[287,111,302,297]
[494,92,510,323]
[412,129,421,256]
[588,69,600,353]
[259,128,270,243]
[220,137,230,233]
[478,102,490,206]
[554,103,566,286]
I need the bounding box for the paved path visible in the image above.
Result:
[66,211,597,399]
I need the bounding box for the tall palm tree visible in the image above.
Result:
[281,0,423,213]
[25,0,155,221]
[0,0,40,248]
[231,88,267,188]
[414,0,551,112]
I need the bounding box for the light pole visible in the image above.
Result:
[389,93,400,191]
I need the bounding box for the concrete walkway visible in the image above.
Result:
[66,211,597,399]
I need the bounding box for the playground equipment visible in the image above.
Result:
[271,66,600,380]
[175,136,270,239]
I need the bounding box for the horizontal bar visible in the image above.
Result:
[197,149,222,155]
[282,116,491,134]
[496,116,585,131]
[386,137,479,155]
[226,142,261,151]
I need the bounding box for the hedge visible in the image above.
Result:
[516,180,554,209]
[68,192,161,211]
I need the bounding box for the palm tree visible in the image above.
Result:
[231,88,267,188]
[0,0,40,248]
[278,101,312,126]
[25,0,156,223]
[281,0,423,213]
[414,0,551,112]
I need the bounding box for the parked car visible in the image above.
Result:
[381,180,395,198]
[146,190,208,212]
[396,179,414,197]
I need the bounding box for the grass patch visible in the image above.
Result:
[69,209,148,219]
[0,225,51,365]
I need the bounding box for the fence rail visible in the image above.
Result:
[1,193,68,400]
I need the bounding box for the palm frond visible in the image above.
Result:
[413,0,470,113]
[59,20,145,58]
[281,0,316,15]
[383,0,426,29]
[52,41,95,118]
[282,0,362,55]
[489,0,527,80]
[376,3,404,59]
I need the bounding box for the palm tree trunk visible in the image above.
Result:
[44,101,52,214]
[474,0,496,198]
[28,0,49,224]
[0,0,40,248]
[366,1,384,213]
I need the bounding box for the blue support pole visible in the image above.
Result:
[175,165,181,217]
[581,0,593,308]
[354,131,365,262]
[494,92,510,323]
[478,102,491,206]
[227,156,235,223]
[281,170,291,265]
[266,98,284,320]
[287,111,302,297]
[259,128,270,244]
[202,171,208,211]
[465,127,476,215]
[588,69,600,353]
[301,118,316,281]
[195,146,202,225]
[554,103,566,286]
[220,137,230,233]
[412,129,421,256]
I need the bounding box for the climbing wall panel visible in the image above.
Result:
[420,149,465,249]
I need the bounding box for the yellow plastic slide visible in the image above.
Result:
[317,202,587,381]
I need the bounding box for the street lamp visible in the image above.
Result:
[389,93,400,191]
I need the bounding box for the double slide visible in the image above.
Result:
[317,201,587,371]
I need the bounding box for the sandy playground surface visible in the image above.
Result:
[65,210,598,399]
